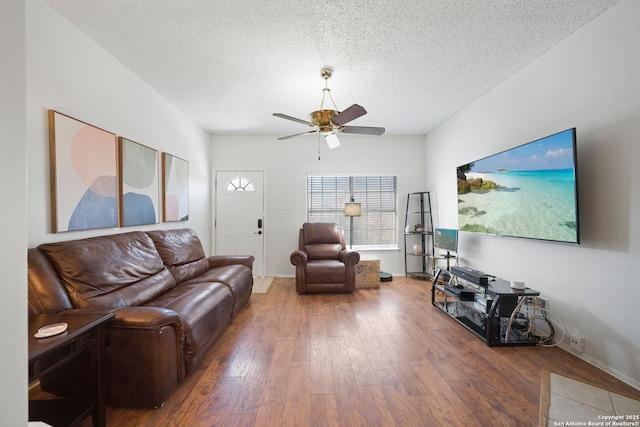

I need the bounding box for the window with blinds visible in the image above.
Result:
[307,175,398,249]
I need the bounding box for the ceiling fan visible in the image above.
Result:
[273,69,385,149]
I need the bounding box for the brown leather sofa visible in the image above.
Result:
[28,228,253,408]
[290,222,360,293]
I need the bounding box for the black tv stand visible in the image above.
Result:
[431,267,541,347]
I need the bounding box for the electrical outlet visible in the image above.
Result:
[526,296,547,310]
[536,297,547,310]
[570,334,585,353]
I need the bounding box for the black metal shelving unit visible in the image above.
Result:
[431,268,542,346]
[403,192,434,280]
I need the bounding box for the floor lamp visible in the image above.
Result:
[344,201,361,249]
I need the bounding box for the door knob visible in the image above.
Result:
[254,231,262,235]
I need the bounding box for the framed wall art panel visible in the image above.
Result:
[118,137,160,226]
[49,110,118,232]
[162,152,189,222]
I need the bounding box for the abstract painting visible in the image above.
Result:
[118,137,159,226]
[49,110,118,232]
[162,152,189,221]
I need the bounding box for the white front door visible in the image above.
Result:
[215,170,265,276]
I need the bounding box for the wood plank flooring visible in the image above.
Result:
[89,277,640,426]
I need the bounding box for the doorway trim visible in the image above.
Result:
[213,169,267,277]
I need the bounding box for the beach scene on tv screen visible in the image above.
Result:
[457,129,578,243]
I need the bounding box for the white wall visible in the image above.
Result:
[0,1,28,424]
[211,135,426,276]
[425,0,640,388]
[26,0,212,251]
[14,4,638,420]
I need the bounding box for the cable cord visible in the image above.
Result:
[524,302,552,342]
[535,308,565,348]
[504,296,529,342]
[504,296,565,347]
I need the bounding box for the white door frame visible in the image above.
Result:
[213,169,266,276]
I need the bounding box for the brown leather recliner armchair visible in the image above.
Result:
[290,222,360,293]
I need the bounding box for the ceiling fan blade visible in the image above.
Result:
[277,130,318,140]
[273,113,315,127]
[339,125,386,135]
[332,104,367,126]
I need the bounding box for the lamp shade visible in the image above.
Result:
[324,132,341,149]
[344,202,361,217]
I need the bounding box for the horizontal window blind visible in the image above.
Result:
[307,175,398,247]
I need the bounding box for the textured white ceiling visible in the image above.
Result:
[43,0,619,136]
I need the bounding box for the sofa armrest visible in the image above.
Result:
[30,306,182,330]
[339,249,360,266]
[207,255,254,270]
[290,250,308,266]
[108,306,183,331]
[107,306,185,407]
[290,250,308,293]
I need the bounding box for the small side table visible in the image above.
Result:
[29,312,114,427]
[355,255,381,289]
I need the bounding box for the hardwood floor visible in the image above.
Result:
[91,277,640,426]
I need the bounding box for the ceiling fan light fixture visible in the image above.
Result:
[272,68,384,151]
[324,132,341,149]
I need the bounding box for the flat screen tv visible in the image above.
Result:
[456,128,579,244]
[434,228,458,255]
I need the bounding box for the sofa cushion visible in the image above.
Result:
[146,229,209,283]
[305,260,347,283]
[304,243,342,260]
[28,248,74,314]
[38,231,176,308]
[145,281,233,372]
[303,222,343,244]
[182,264,253,318]
[302,222,343,260]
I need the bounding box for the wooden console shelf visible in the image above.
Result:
[431,268,541,347]
[29,312,114,427]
